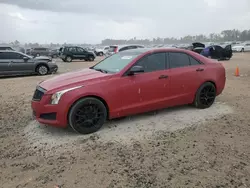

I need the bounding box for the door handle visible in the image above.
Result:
[158,75,168,79]
[196,68,204,71]
[8,61,13,66]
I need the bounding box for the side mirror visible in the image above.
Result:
[128,65,144,75]
[23,57,29,61]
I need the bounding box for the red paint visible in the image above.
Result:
[31,48,226,128]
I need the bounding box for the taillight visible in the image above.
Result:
[114,47,118,53]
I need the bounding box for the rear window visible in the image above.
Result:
[0,47,13,50]
[92,51,142,73]
[33,48,47,51]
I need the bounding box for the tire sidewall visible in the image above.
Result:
[68,98,107,134]
[66,56,72,62]
[89,56,94,61]
[194,82,216,109]
[37,65,48,75]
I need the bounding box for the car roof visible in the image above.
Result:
[0,50,18,52]
[110,44,144,48]
[122,47,195,54]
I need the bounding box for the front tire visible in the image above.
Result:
[66,56,72,62]
[36,65,49,75]
[194,82,216,109]
[68,97,107,134]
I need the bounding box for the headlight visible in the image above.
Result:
[50,86,83,104]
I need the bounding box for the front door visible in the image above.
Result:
[117,52,170,117]
[167,52,205,106]
[7,52,34,74]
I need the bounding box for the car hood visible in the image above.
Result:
[232,45,244,48]
[39,68,111,92]
[34,56,51,61]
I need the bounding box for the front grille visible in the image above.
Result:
[32,86,46,101]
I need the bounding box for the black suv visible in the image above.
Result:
[59,46,96,62]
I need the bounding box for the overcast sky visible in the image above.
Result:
[0,0,250,44]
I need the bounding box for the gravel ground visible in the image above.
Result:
[1,54,250,188]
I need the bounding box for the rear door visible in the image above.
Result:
[76,47,87,59]
[167,52,206,106]
[118,52,171,116]
[0,52,10,75]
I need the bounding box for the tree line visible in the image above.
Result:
[101,29,250,45]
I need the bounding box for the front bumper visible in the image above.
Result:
[232,49,242,52]
[48,64,58,73]
[31,94,68,128]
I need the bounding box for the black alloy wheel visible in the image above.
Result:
[68,98,107,134]
[194,82,216,109]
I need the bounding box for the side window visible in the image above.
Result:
[4,52,23,59]
[0,52,7,59]
[68,47,76,52]
[0,52,23,59]
[104,47,109,50]
[189,56,201,65]
[136,53,166,73]
[128,46,137,50]
[119,47,129,52]
[169,52,190,68]
[77,47,84,52]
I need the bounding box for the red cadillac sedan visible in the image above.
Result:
[31,48,226,134]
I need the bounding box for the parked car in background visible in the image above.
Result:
[49,49,59,58]
[94,46,110,56]
[59,46,96,62]
[0,46,15,51]
[0,50,58,76]
[30,47,51,57]
[189,42,233,60]
[200,45,233,60]
[106,44,144,56]
[232,42,250,52]
[31,48,225,134]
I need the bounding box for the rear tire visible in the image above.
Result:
[36,65,49,75]
[88,55,94,61]
[194,82,216,109]
[68,97,107,134]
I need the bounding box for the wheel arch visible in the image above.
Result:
[35,63,50,72]
[67,95,110,123]
[193,80,217,102]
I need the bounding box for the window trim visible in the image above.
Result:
[123,52,168,77]
[167,52,203,70]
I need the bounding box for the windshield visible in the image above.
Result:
[92,51,142,73]
[19,51,33,59]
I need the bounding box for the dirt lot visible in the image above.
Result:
[1,54,250,188]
